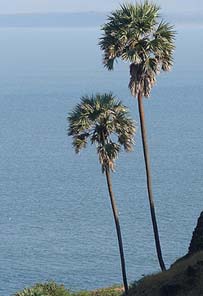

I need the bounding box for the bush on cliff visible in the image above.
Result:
[14,282,122,296]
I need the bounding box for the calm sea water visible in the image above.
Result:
[0,26,203,295]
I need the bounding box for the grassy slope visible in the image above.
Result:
[128,251,203,296]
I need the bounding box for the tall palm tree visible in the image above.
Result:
[99,1,175,271]
[68,93,136,294]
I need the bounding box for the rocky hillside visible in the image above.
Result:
[128,251,203,296]
[129,211,203,296]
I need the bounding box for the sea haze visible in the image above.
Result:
[0,26,203,295]
[0,12,203,27]
[0,12,106,28]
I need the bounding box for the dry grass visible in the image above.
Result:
[128,251,203,296]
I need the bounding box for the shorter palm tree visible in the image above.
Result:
[68,93,136,295]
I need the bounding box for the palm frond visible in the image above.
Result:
[72,133,89,154]
[98,142,121,172]
[68,93,136,172]
[100,1,176,97]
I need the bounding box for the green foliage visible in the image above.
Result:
[90,287,122,296]
[14,282,72,296]
[71,287,122,296]
[99,1,175,97]
[68,93,136,172]
[15,283,123,296]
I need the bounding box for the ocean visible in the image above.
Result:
[0,26,202,295]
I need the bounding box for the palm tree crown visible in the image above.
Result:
[68,93,136,172]
[99,1,175,97]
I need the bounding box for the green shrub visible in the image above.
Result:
[14,282,71,296]
[14,282,123,296]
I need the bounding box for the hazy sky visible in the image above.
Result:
[0,0,201,14]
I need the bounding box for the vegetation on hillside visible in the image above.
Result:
[14,282,122,296]
[128,251,203,296]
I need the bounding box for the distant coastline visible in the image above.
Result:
[0,12,202,28]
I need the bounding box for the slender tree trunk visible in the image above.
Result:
[137,91,166,271]
[105,168,129,295]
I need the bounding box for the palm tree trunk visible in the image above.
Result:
[105,168,129,295]
[137,91,166,271]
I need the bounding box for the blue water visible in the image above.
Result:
[0,26,203,295]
